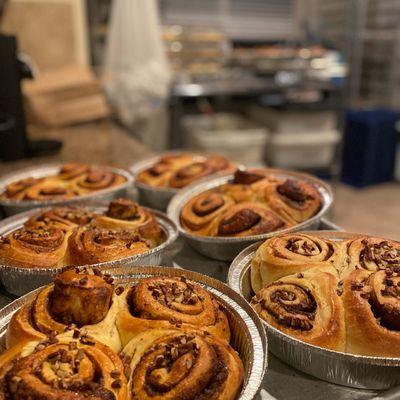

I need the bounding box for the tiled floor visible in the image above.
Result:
[332,182,400,240]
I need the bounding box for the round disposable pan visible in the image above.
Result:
[0,265,267,400]
[0,163,133,216]
[227,231,400,390]
[167,169,333,261]
[130,152,241,211]
[0,206,178,296]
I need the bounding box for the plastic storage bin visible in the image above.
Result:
[268,130,340,169]
[248,105,336,133]
[342,109,399,187]
[182,113,269,166]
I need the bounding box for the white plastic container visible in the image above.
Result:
[182,113,270,166]
[248,105,336,134]
[268,130,341,169]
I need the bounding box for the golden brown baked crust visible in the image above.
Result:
[4,268,246,399]
[343,268,400,356]
[67,227,151,265]
[117,276,230,347]
[0,163,127,201]
[251,233,343,292]
[250,232,400,357]
[0,200,163,270]
[0,332,127,400]
[263,178,322,223]
[180,191,235,235]
[136,152,236,189]
[180,169,323,238]
[0,226,70,269]
[341,236,400,278]
[25,206,97,232]
[92,198,164,247]
[208,202,287,238]
[123,329,243,400]
[251,269,345,351]
[6,269,123,352]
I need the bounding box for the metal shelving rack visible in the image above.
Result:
[317,0,400,109]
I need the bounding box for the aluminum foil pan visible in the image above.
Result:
[0,206,178,296]
[167,169,333,261]
[228,231,400,390]
[0,265,267,400]
[130,152,242,211]
[0,163,134,216]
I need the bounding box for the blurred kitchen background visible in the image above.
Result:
[0,0,399,237]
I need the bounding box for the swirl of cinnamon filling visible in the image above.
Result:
[123,330,243,400]
[0,334,127,399]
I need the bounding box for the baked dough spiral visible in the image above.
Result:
[117,276,230,347]
[0,226,70,269]
[342,237,400,278]
[136,153,235,189]
[180,191,235,235]
[208,202,286,237]
[67,227,151,266]
[7,268,123,352]
[251,269,345,351]
[0,332,127,399]
[251,233,342,292]
[123,329,243,400]
[180,168,323,238]
[263,178,322,223]
[92,199,164,247]
[25,207,97,232]
[343,268,400,356]
[0,163,127,201]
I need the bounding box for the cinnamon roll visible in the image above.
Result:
[343,268,400,357]
[0,226,70,268]
[169,155,235,189]
[92,199,164,247]
[208,202,287,238]
[0,332,127,399]
[179,168,325,238]
[7,268,123,352]
[251,270,345,351]
[67,227,151,266]
[123,329,243,400]
[2,177,45,200]
[342,236,400,278]
[136,153,235,189]
[57,163,90,180]
[251,233,343,292]
[0,163,127,201]
[23,182,77,201]
[136,153,196,187]
[74,169,126,193]
[25,207,97,232]
[263,178,322,223]
[117,276,230,347]
[180,191,235,235]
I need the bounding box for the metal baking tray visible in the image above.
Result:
[130,154,182,211]
[227,231,400,390]
[0,206,178,296]
[167,169,333,261]
[0,163,134,216]
[0,265,267,400]
[130,152,241,211]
